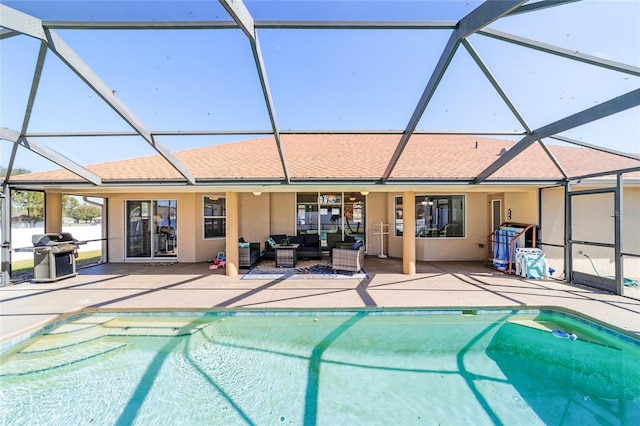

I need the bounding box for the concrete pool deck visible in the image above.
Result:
[2,257,639,344]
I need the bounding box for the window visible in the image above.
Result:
[296,192,367,247]
[416,195,465,238]
[296,193,318,234]
[203,196,225,238]
[395,196,403,237]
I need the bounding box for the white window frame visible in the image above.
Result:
[394,195,403,237]
[203,196,226,240]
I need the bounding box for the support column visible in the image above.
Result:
[564,182,572,283]
[44,192,63,234]
[614,173,624,295]
[1,186,11,286]
[402,191,416,275]
[225,191,239,277]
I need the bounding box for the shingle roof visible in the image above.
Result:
[9,134,640,183]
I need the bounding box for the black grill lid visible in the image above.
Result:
[32,233,77,246]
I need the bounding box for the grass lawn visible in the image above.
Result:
[2,250,102,275]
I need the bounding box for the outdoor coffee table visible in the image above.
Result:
[274,244,299,268]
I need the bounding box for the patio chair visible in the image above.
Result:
[332,244,365,272]
[239,242,261,269]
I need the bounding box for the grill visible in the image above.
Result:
[32,233,79,282]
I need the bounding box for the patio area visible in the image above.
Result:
[2,257,639,345]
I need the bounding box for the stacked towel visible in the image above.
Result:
[493,229,517,270]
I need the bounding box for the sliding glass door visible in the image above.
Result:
[296,192,366,249]
[153,200,177,258]
[319,193,342,246]
[126,201,151,258]
[125,200,177,259]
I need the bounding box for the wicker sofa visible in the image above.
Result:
[264,233,322,260]
[239,242,261,269]
[263,234,287,260]
[331,243,365,272]
[291,233,322,259]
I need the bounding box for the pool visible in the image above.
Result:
[1,308,639,425]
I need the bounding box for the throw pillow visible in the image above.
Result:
[267,237,277,248]
[352,240,364,250]
[238,237,245,243]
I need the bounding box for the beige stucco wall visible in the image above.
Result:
[239,193,270,245]
[504,191,538,225]
[44,193,63,233]
[541,185,640,282]
[540,187,565,246]
[269,193,295,236]
[106,194,126,263]
[365,193,388,256]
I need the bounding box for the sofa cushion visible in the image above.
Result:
[304,233,320,247]
[270,234,287,244]
[290,235,304,245]
[239,242,250,248]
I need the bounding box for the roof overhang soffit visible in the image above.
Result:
[381,0,528,183]
[219,0,291,184]
[0,4,196,186]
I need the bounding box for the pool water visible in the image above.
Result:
[1,309,639,425]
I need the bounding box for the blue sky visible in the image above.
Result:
[1,0,639,173]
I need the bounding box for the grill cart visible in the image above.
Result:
[32,233,79,283]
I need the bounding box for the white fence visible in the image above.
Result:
[2,225,103,261]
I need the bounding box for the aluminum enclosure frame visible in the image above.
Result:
[1,1,639,188]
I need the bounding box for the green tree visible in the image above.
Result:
[63,195,80,217]
[11,190,44,227]
[71,204,101,224]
